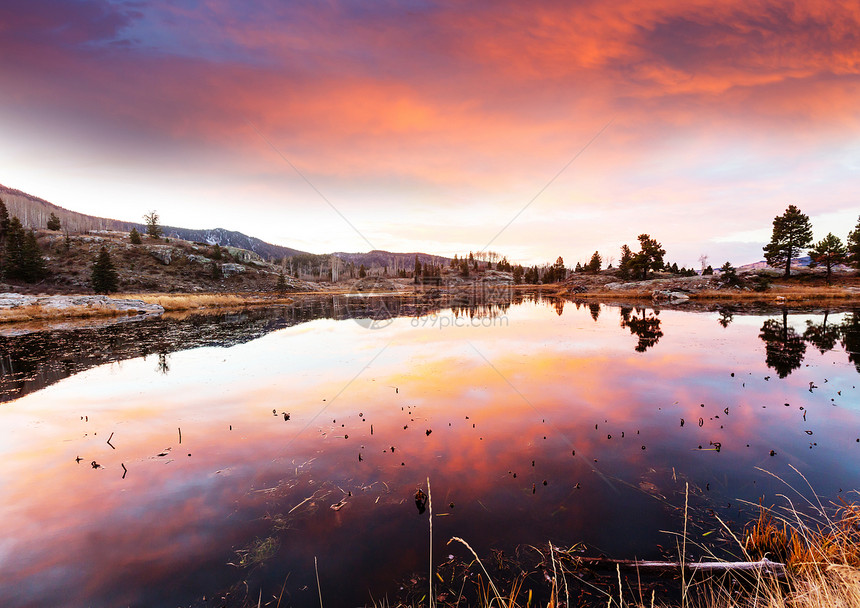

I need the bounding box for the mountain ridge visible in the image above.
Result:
[0,183,309,261]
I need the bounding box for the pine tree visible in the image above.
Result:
[47,212,61,231]
[553,256,565,281]
[847,216,860,270]
[629,234,665,279]
[212,243,222,260]
[512,265,523,284]
[719,261,740,287]
[808,233,847,284]
[276,272,287,293]
[0,197,9,243]
[4,218,47,282]
[618,244,633,278]
[587,251,602,273]
[4,218,25,279]
[763,205,813,278]
[21,230,47,281]
[143,211,163,239]
[129,227,142,244]
[91,247,118,293]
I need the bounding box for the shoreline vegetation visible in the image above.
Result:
[1,280,859,326]
[210,488,860,608]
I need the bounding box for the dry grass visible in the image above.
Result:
[0,303,127,324]
[402,498,860,608]
[689,286,859,302]
[119,292,294,311]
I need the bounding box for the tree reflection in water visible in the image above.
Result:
[803,311,841,354]
[841,311,860,373]
[759,309,807,378]
[620,306,663,352]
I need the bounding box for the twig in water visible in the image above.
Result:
[315,556,323,608]
[178,427,182,444]
[428,477,433,608]
[276,573,290,607]
[106,432,115,449]
[681,482,688,608]
[121,463,127,479]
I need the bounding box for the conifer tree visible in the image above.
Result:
[763,205,813,277]
[847,216,860,270]
[129,227,142,244]
[618,244,633,278]
[91,247,118,293]
[629,234,665,280]
[212,243,222,260]
[47,212,61,231]
[22,230,47,281]
[808,233,847,284]
[4,218,47,282]
[0,197,9,241]
[143,211,163,239]
[276,272,287,293]
[587,251,602,273]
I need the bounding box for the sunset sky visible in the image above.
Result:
[1,1,858,266]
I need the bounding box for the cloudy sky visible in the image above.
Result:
[1,0,858,266]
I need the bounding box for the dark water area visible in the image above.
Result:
[1,297,859,607]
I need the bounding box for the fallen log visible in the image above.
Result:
[574,557,785,577]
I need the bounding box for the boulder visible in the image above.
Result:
[150,248,172,265]
[220,263,247,278]
[652,290,690,302]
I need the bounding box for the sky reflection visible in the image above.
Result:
[0,301,859,606]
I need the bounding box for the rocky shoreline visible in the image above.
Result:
[0,293,165,316]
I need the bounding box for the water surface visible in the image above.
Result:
[1,298,859,607]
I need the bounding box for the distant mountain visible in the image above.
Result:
[738,256,812,271]
[0,183,452,268]
[159,226,307,261]
[0,183,308,261]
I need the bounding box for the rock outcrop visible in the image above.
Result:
[0,294,165,316]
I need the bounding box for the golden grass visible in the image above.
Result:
[119,292,294,311]
[689,287,859,302]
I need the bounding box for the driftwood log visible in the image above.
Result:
[575,557,785,577]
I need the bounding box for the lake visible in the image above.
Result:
[1,295,859,607]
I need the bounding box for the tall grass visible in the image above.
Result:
[407,492,860,608]
[121,292,293,311]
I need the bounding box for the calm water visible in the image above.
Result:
[1,297,859,607]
